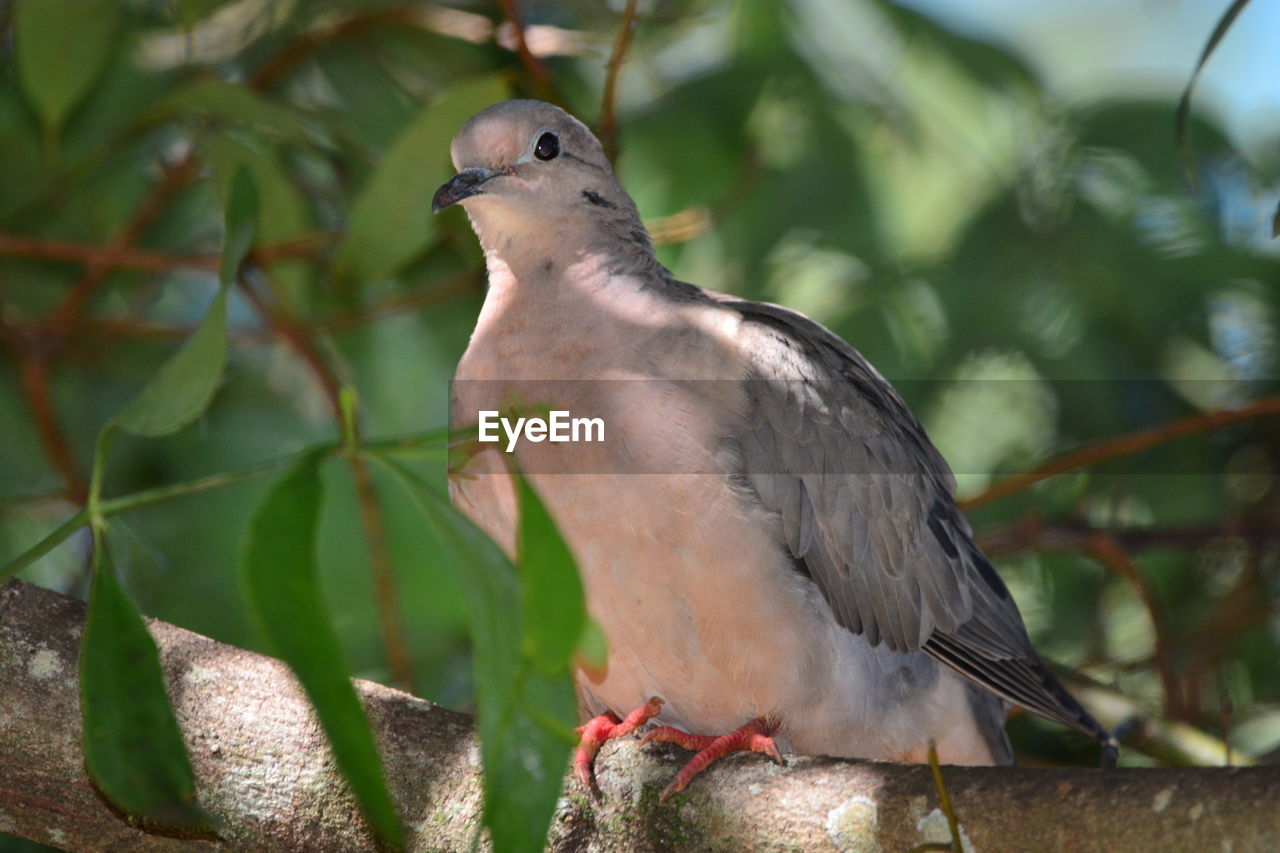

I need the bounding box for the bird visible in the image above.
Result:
[433,99,1115,801]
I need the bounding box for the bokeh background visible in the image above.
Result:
[2,2,1278,843]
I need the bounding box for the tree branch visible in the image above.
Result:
[1086,534,1185,720]
[14,355,88,504]
[47,154,201,337]
[0,229,335,276]
[496,0,562,103]
[3,578,1278,852]
[597,0,641,163]
[960,393,1280,510]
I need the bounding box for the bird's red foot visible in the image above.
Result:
[642,717,783,802]
[574,696,663,797]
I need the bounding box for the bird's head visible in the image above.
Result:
[433,100,644,260]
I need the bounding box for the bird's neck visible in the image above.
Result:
[458,243,672,383]
[466,195,659,280]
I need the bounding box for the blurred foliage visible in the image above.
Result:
[2,0,1279,849]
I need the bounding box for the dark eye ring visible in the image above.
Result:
[533,132,560,161]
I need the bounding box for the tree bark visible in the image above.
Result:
[2,578,1277,852]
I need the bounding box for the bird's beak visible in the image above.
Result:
[432,166,502,213]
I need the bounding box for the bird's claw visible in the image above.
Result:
[643,717,782,803]
[573,697,664,798]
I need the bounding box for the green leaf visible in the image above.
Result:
[241,457,403,848]
[577,616,609,671]
[375,458,520,715]
[148,80,313,144]
[515,472,586,675]
[220,166,261,286]
[81,536,215,833]
[175,0,240,28]
[15,0,121,136]
[1175,0,1253,190]
[334,75,508,286]
[375,457,575,853]
[201,132,310,307]
[114,168,253,436]
[116,288,229,437]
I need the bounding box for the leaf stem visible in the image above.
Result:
[0,508,90,582]
[1,429,451,583]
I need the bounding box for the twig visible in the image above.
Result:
[0,229,336,276]
[313,269,481,334]
[236,277,416,693]
[960,393,1280,511]
[65,272,481,355]
[598,0,641,163]
[1086,535,1185,721]
[976,517,1280,557]
[1219,673,1234,767]
[47,154,199,336]
[249,4,589,94]
[17,356,88,505]
[250,7,422,91]
[347,452,416,693]
[928,741,963,852]
[251,230,336,265]
[1058,670,1251,767]
[975,516,1200,723]
[496,0,560,101]
[1184,554,1268,713]
[0,232,215,274]
[8,154,200,508]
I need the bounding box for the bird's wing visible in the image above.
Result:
[723,298,1110,744]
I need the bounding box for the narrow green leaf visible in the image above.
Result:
[220,166,261,286]
[486,665,578,853]
[334,75,508,286]
[374,456,576,853]
[1175,0,1252,190]
[201,133,309,307]
[115,168,253,436]
[116,288,228,437]
[241,457,403,848]
[15,0,121,136]
[81,536,215,833]
[515,472,586,675]
[375,457,520,710]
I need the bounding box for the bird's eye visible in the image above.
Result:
[534,132,560,161]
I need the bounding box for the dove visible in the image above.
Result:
[434,99,1115,800]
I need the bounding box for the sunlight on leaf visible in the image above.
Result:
[374,456,576,853]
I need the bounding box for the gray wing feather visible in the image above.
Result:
[726,300,1111,745]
